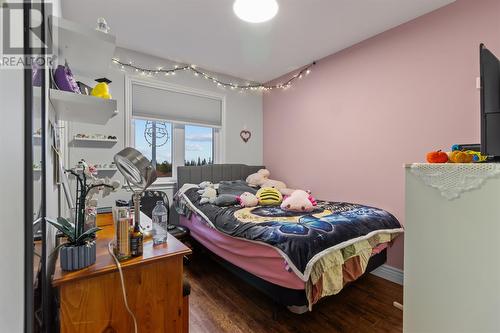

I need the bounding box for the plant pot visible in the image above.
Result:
[59,241,96,271]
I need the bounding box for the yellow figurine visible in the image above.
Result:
[91,78,112,99]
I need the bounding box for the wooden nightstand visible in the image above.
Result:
[52,213,191,333]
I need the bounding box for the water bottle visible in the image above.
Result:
[152,201,168,245]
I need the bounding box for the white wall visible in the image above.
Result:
[66,47,264,208]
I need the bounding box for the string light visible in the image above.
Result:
[111,58,316,92]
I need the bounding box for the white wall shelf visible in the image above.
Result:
[49,15,116,78]
[73,168,117,172]
[50,89,118,125]
[94,168,117,172]
[72,136,118,143]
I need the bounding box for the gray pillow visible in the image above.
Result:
[212,194,239,206]
[218,180,257,196]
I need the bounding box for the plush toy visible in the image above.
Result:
[91,78,112,99]
[451,146,488,163]
[280,188,296,196]
[198,181,214,190]
[237,192,259,207]
[467,151,488,162]
[246,169,270,187]
[256,187,283,206]
[199,187,217,204]
[449,150,473,163]
[281,190,314,212]
[261,177,297,195]
[426,150,449,163]
[307,190,318,206]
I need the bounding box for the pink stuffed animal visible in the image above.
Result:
[307,190,317,206]
[280,190,314,212]
[261,179,286,191]
[246,169,270,187]
[246,169,295,195]
[237,192,259,207]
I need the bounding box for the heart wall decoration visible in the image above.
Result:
[240,129,251,143]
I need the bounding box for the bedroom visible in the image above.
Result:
[1,0,499,332]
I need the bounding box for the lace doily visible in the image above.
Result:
[410,163,500,200]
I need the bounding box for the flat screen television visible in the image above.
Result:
[480,44,500,158]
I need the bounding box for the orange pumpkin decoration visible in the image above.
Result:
[426,150,449,163]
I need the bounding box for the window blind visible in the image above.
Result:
[132,84,222,127]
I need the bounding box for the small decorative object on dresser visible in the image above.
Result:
[47,161,120,271]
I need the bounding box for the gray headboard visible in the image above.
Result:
[177,164,264,189]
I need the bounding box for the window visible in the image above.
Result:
[185,125,213,166]
[133,118,173,178]
[127,79,224,183]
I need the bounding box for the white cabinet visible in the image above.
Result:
[404,166,500,333]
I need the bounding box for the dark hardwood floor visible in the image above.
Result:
[185,253,403,333]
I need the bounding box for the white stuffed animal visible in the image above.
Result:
[246,169,270,187]
[198,181,214,190]
[261,179,295,196]
[246,169,295,195]
[199,187,217,204]
[237,192,259,207]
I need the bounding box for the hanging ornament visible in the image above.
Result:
[240,125,252,143]
[144,121,169,147]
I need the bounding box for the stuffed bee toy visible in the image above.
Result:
[256,187,283,206]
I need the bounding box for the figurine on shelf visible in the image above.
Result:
[96,17,110,34]
[91,78,112,99]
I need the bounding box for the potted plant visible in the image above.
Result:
[47,160,120,271]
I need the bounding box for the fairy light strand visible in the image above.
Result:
[111,58,316,92]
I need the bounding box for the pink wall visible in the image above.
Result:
[263,0,500,269]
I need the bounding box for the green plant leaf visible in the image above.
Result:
[57,217,74,230]
[75,227,102,244]
[45,218,75,243]
[50,243,67,257]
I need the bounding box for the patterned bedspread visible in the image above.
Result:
[174,181,403,283]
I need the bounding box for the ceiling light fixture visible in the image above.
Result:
[233,0,279,23]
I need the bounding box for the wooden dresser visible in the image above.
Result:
[52,213,191,333]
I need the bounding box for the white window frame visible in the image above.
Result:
[125,76,225,185]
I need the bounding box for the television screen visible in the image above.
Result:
[480,44,500,156]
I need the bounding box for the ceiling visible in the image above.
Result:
[62,0,455,83]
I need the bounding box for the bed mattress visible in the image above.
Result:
[180,212,390,291]
[180,213,306,289]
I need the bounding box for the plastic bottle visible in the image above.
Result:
[152,201,168,245]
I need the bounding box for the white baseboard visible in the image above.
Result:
[370,264,404,285]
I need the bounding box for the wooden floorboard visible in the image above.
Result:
[185,253,403,333]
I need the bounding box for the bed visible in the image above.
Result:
[174,164,403,313]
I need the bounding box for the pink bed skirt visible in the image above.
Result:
[180,214,306,290]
